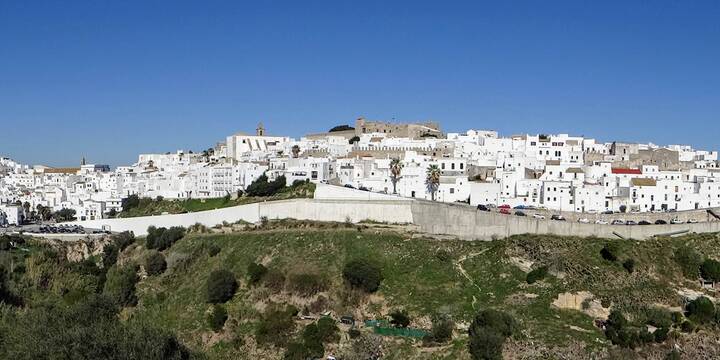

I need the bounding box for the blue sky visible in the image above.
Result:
[1,1,719,167]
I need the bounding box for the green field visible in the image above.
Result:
[2,225,720,359]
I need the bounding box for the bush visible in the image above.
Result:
[145,252,167,276]
[263,269,286,292]
[207,244,221,257]
[301,324,325,358]
[206,269,238,304]
[425,314,454,344]
[247,262,268,285]
[654,327,669,343]
[640,307,673,329]
[288,273,327,297]
[284,342,311,360]
[468,310,517,360]
[316,316,340,343]
[343,259,383,293]
[685,296,715,324]
[600,242,620,262]
[389,309,411,328]
[623,259,635,274]
[700,259,720,282]
[256,304,298,346]
[207,305,228,332]
[674,245,703,279]
[103,264,139,307]
[526,266,548,284]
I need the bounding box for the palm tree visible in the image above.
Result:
[426,165,441,201]
[291,145,301,158]
[389,158,403,194]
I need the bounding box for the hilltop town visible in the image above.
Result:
[1,117,719,225]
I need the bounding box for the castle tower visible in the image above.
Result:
[256,122,265,136]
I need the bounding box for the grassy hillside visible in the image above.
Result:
[3,225,720,359]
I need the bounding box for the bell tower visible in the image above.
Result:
[256,122,265,136]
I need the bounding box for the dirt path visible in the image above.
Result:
[455,248,491,310]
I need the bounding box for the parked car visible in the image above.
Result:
[638,220,651,225]
[626,221,638,226]
[687,219,698,224]
[513,205,526,210]
[577,218,590,224]
[499,204,511,209]
[595,219,609,225]
[476,204,490,212]
[500,208,511,215]
[550,215,566,221]
[515,211,527,217]
[671,218,683,224]
[532,214,546,219]
[602,210,614,215]
[654,219,667,225]
[611,219,625,225]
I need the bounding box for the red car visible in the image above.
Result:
[500,208,511,215]
[499,204,511,209]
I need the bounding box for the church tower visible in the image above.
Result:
[256,122,265,136]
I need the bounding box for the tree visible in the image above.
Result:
[256,304,298,346]
[207,305,228,332]
[121,194,140,211]
[426,165,441,201]
[291,145,301,158]
[52,208,76,222]
[623,259,636,274]
[600,242,620,262]
[206,269,238,304]
[343,259,383,293]
[700,259,720,282]
[389,309,410,328]
[316,317,340,343]
[389,158,403,194]
[349,136,360,144]
[145,252,167,276]
[329,124,354,132]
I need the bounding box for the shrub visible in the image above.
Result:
[207,305,228,332]
[145,252,167,276]
[600,242,620,262]
[389,309,411,328]
[526,266,548,284]
[256,304,298,346]
[247,262,268,285]
[680,320,696,333]
[206,269,238,304]
[263,269,286,292]
[700,259,720,282]
[316,317,340,343]
[301,324,325,358]
[343,259,383,293]
[145,226,185,251]
[425,314,454,344]
[288,273,327,297]
[674,245,703,279]
[284,342,311,360]
[654,327,669,343]
[623,259,636,274]
[685,296,715,324]
[640,307,673,329]
[468,309,517,360]
[103,264,139,307]
[348,328,361,339]
[666,350,681,360]
[207,244,221,257]
[468,327,506,360]
[246,174,287,197]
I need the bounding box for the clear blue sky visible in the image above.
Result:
[1,1,719,167]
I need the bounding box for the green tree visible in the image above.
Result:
[247,262,268,285]
[389,309,411,328]
[145,252,167,276]
[206,269,238,304]
[686,296,715,324]
[425,165,441,201]
[389,158,403,194]
[207,305,228,332]
[700,259,720,282]
[103,264,139,307]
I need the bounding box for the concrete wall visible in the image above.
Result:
[411,201,720,240]
[68,199,414,236]
[68,203,261,236]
